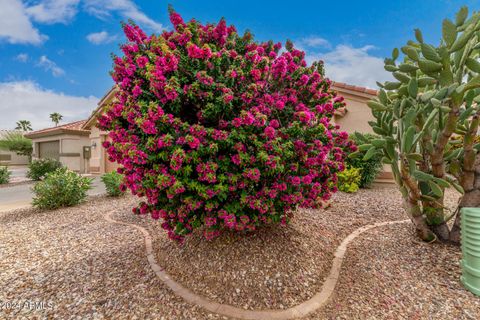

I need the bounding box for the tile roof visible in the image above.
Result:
[25,120,90,139]
[332,82,378,96]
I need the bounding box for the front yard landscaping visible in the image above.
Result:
[1,185,478,319]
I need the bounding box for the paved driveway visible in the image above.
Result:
[8,165,29,183]
[0,176,105,212]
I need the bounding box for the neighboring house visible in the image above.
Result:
[23,82,392,180]
[82,87,119,174]
[332,82,378,134]
[332,82,392,181]
[0,130,30,166]
[24,121,91,173]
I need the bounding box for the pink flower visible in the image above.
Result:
[264,126,276,139]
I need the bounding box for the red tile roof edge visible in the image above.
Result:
[25,120,89,138]
[332,81,378,96]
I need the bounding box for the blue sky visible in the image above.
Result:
[1,0,479,129]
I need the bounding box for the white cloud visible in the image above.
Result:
[300,36,331,48]
[86,31,117,44]
[15,53,29,63]
[26,0,80,24]
[303,44,392,89]
[0,0,47,44]
[0,81,98,130]
[83,0,165,32]
[37,55,65,77]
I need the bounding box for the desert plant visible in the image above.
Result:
[337,166,361,193]
[101,171,125,197]
[49,112,63,127]
[15,120,32,131]
[347,132,383,188]
[0,166,10,184]
[97,8,355,241]
[27,158,63,181]
[32,168,93,210]
[367,6,480,243]
[0,131,33,158]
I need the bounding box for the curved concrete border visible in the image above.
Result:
[105,210,409,320]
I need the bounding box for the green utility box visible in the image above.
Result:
[461,207,480,296]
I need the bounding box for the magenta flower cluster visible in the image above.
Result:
[98,9,355,242]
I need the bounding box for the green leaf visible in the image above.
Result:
[348,151,361,159]
[450,29,473,52]
[408,78,418,98]
[417,77,437,87]
[392,48,399,60]
[371,139,386,147]
[442,18,457,47]
[455,6,468,26]
[421,43,441,62]
[378,89,388,105]
[407,153,423,161]
[358,144,373,151]
[438,69,454,86]
[403,126,416,152]
[415,28,424,43]
[412,170,434,181]
[383,81,402,90]
[367,100,388,111]
[398,63,419,73]
[404,47,419,61]
[466,58,480,73]
[393,72,410,83]
[381,156,392,164]
[432,177,450,188]
[450,180,465,194]
[363,147,377,161]
[418,59,443,73]
[384,65,398,72]
[428,180,443,197]
[465,75,480,90]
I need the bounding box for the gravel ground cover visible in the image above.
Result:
[118,184,409,311]
[0,196,225,320]
[1,184,478,319]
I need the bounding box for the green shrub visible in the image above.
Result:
[0,132,33,158]
[27,158,63,181]
[32,168,93,210]
[101,171,125,197]
[337,167,361,193]
[0,166,10,184]
[347,132,383,188]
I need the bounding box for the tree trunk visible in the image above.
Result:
[403,198,437,242]
[450,153,480,243]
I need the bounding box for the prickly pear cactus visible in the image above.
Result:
[366,6,480,242]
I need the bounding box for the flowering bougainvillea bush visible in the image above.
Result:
[98,8,356,242]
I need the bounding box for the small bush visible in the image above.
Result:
[0,166,10,184]
[101,171,125,197]
[347,132,383,188]
[27,158,63,181]
[32,168,93,210]
[337,167,361,193]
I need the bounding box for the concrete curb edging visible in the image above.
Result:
[104,210,409,320]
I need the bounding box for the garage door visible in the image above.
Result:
[39,141,60,160]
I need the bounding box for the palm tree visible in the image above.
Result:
[15,120,32,131]
[49,113,63,127]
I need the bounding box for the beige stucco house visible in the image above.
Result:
[82,87,120,174]
[25,82,391,180]
[24,121,91,173]
[332,82,392,181]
